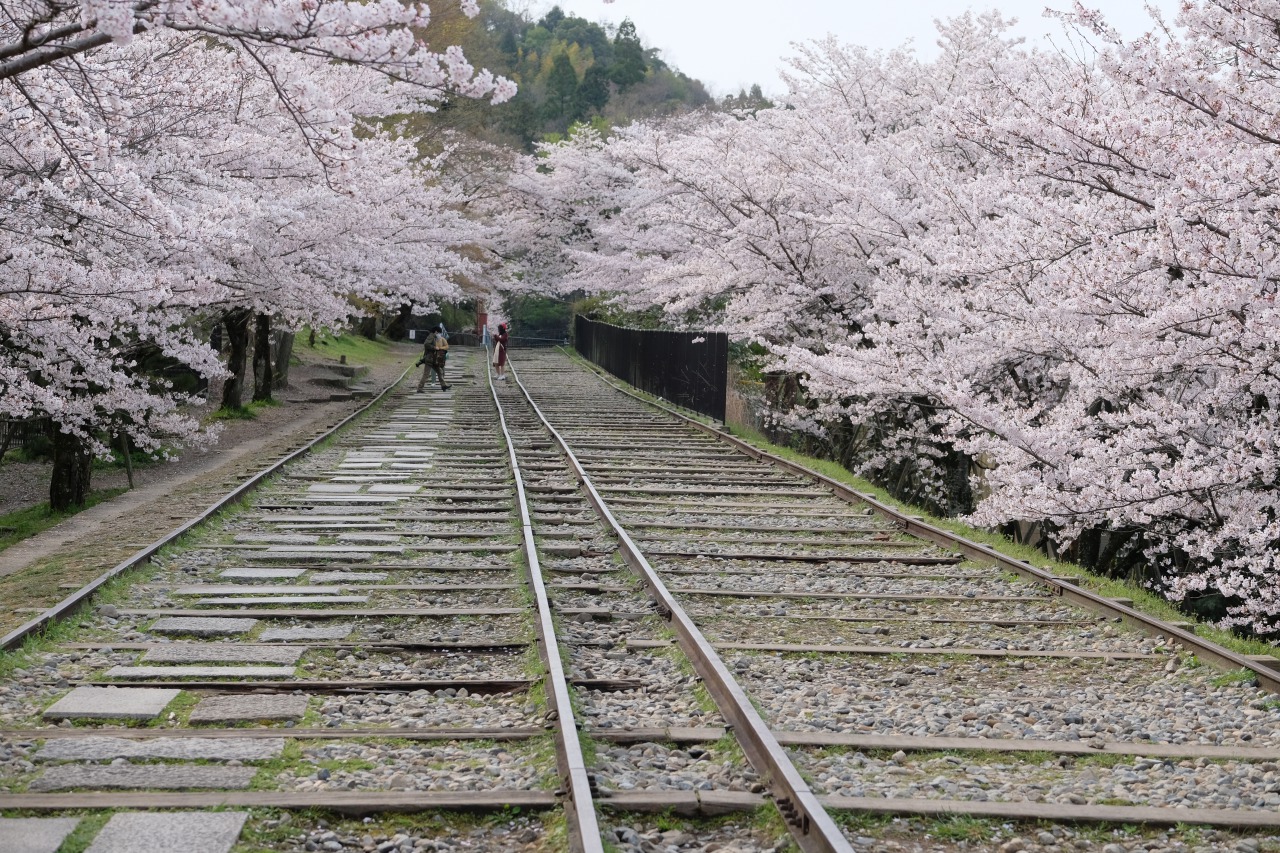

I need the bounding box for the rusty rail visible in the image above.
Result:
[488,360,605,853]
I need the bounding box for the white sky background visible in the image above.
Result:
[519,1,1183,97]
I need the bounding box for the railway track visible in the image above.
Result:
[0,347,1278,852]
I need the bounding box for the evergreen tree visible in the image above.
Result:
[538,5,565,31]
[574,65,612,119]
[544,52,580,128]
[498,28,519,58]
[609,19,647,90]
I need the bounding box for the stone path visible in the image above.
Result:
[0,817,79,853]
[42,686,180,721]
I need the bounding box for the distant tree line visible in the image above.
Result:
[424,2,729,148]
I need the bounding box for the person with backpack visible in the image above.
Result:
[415,326,450,392]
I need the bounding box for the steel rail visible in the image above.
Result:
[0,365,413,652]
[506,360,855,853]
[568,352,1280,695]
[486,360,604,852]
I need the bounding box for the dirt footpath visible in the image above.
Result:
[0,344,417,635]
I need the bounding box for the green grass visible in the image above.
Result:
[206,398,281,422]
[0,488,129,553]
[302,328,402,364]
[53,813,113,853]
[829,810,898,834]
[1074,753,1130,768]
[1,446,48,464]
[236,808,569,853]
[523,734,563,790]
[1212,668,1260,687]
[928,814,1004,842]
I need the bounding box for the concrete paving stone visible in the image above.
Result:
[233,534,320,544]
[29,763,257,791]
[86,812,248,853]
[404,432,438,439]
[43,686,181,721]
[275,508,384,517]
[0,817,79,853]
[141,645,303,665]
[259,624,353,641]
[219,568,305,580]
[264,544,402,553]
[188,693,310,723]
[37,736,286,762]
[174,584,332,595]
[257,551,373,560]
[105,665,296,679]
[195,595,367,606]
[150,616,258,636]
[311,571,385,583]
[275,523,395,531]
[368,484,423,493]
[268,514,387,522]
[307,483,364,493]
[302,496,398,503]
[331,475,410,483]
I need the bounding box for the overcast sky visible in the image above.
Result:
[521,1,1182,96]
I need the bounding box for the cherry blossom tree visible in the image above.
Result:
[0,0,515,102]
[2,2,510,509]
[926,0,1280,631]
[516,3,1280,633]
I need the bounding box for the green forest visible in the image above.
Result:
[422,1,769,149]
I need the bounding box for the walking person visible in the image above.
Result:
[415,326,451,392]
[493,323,509,380]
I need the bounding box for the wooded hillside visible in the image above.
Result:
[422,2,716,148]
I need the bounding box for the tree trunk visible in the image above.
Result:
[220,308,251,410]
[396,303,412,340]
[49,428,92,511]
[274,331,294,389]
[253,313,273,403]
[117,432,134,489]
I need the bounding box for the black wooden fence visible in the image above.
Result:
[0,418,49,456]
[573,316,728,422]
